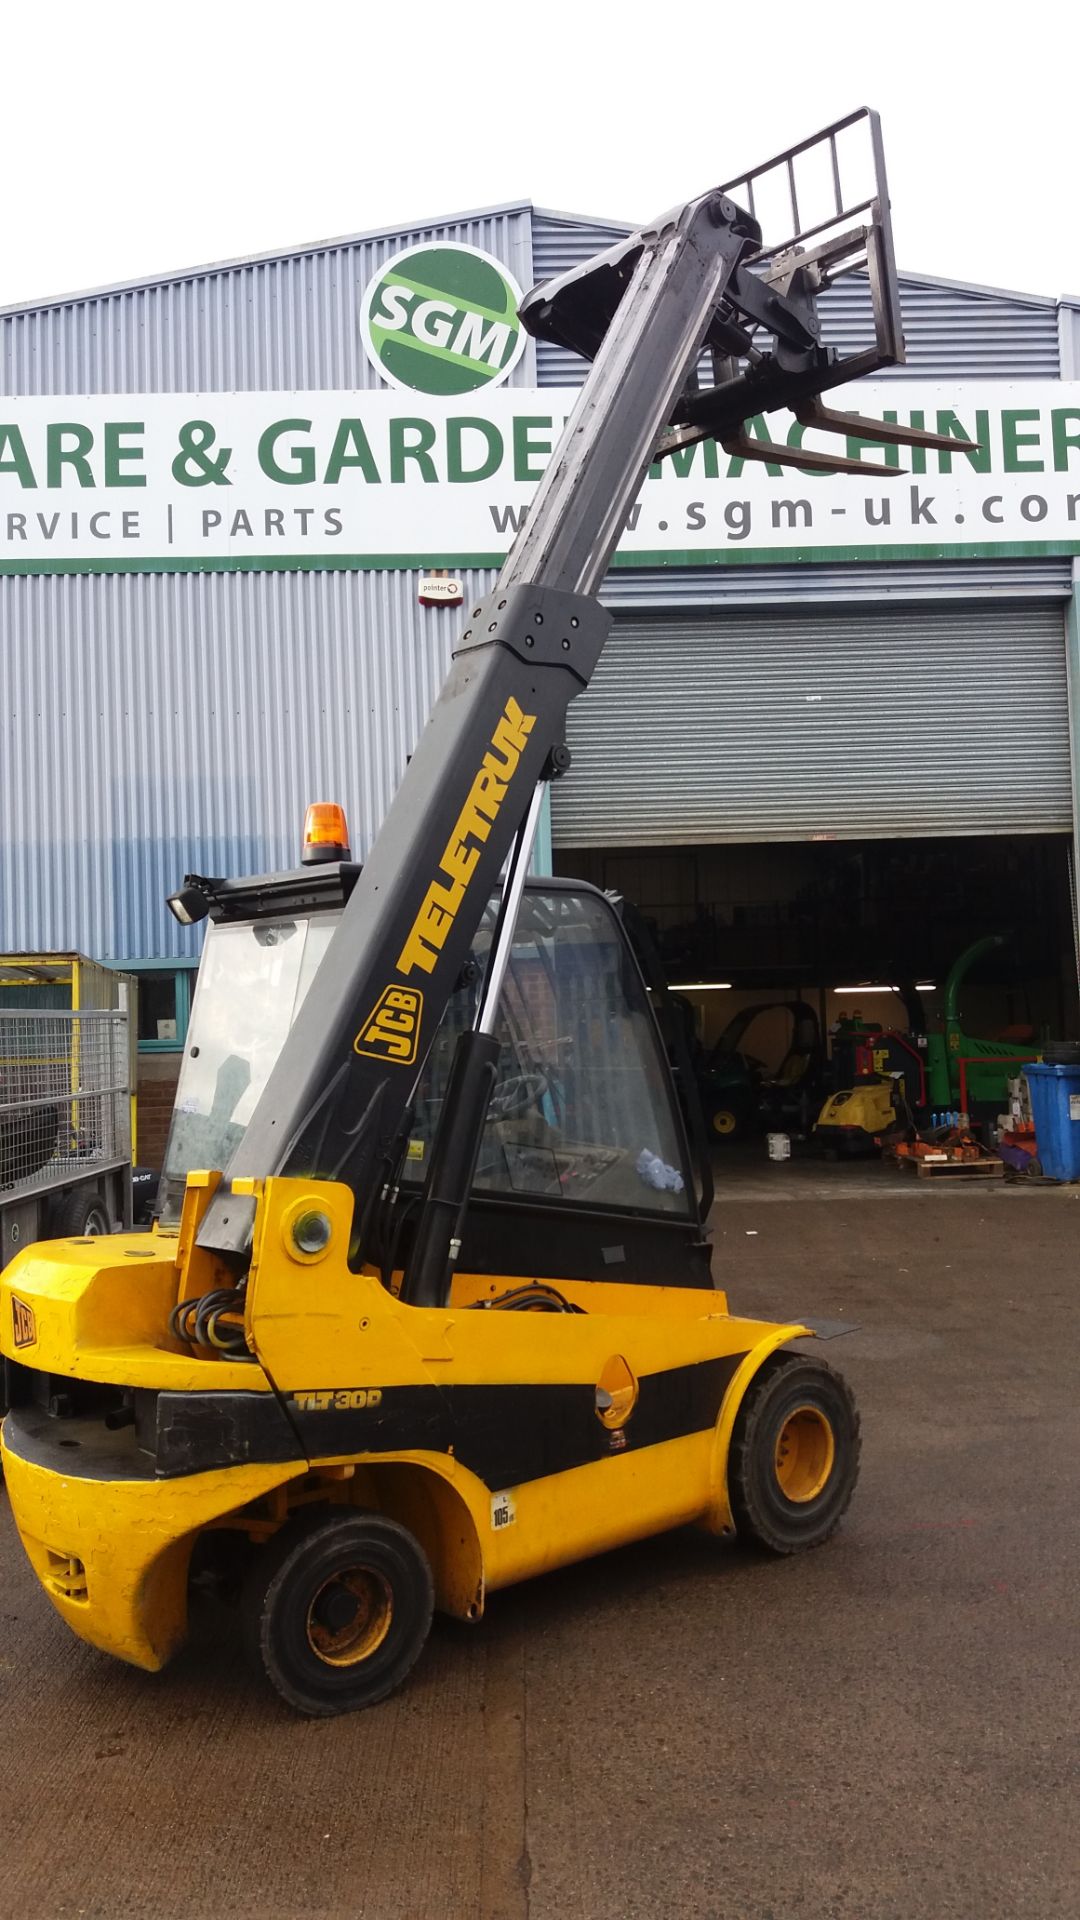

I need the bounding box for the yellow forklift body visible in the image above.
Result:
[1,1447,304,1671]
[1,1176,807,1673]
[0,121,910,1709]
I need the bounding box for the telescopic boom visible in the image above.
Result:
[197,110,971,1274]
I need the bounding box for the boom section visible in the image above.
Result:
[199,193,754,1255]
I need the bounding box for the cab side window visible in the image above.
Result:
[407,891,691,1216]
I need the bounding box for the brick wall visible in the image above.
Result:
[136,1056,181,1169]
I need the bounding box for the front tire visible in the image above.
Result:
[241,1510,434,1717]
[729,1353,860,1554]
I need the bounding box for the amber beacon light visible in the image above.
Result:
[302,802,351,865]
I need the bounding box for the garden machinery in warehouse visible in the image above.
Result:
[815,936,1035,1153]
[613,902,825,1145]
[692,1000,825,1143]
[0,111,972,1717]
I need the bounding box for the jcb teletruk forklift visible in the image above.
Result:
[1,113,965,1715]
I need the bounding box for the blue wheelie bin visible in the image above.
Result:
[1024,1061,1080,1181]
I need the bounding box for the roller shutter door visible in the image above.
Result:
[553,602,1070,847]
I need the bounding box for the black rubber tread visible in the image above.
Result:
[240,1507,434,1718]
[728,1351,861,1556]
[48,1186,111,1237]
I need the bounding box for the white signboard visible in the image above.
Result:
[2,383,1079,574]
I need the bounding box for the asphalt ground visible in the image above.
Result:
[1,1181,1078,1919]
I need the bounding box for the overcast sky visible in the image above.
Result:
[3,0,1078,314]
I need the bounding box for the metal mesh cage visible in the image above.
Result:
[0,1010,130,1200]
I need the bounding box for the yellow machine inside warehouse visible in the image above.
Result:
[0,112,953,1716]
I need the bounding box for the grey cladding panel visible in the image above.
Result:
[818,277,1060,379]
[530,212,635,388]
[0,566,498,959]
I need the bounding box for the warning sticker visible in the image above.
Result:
[490,1491,517,1532]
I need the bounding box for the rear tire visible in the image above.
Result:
[729,1353,860,1554]
[49,1187,111,1237]
[241,1510,434,1717]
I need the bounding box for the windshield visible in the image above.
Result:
[159,912,340,1221]
[406,889,692,1217]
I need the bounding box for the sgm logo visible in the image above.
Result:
[354,986,423,1065]
[360,242,526,396]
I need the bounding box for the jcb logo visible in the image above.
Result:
[353,987,423,1066]
[11,1296,35,1349]
[293,1388,384,1412]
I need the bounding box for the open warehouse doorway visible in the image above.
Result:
[556,833,1077,1052]
[552,594,1080,1145]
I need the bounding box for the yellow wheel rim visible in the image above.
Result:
[712,1109,737,1137]
[774,1405,836,1504]
[306,1567,393,1667]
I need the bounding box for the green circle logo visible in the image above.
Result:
[360,241,526,395]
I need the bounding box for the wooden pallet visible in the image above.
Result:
[894,1151,1005,1180]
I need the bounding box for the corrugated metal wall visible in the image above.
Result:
[0,565,497,959]
[529,211,631,386]
[0,210,537,395]
[814,276,1060,378]
[554,602,1070,846]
